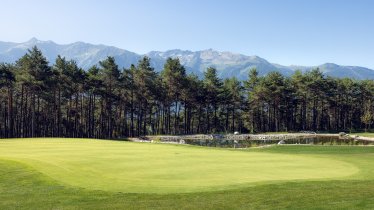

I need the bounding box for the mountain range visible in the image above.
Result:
[0,38,373,80]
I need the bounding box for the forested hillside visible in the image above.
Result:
[0,47,373,138]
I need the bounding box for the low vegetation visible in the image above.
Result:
[1,138,374,209]
[352,132,374,138]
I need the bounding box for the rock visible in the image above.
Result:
[339,132,346,137]
[278,140,286,145]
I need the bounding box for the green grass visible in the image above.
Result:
[1,138,374,209]
[352,132,374,138]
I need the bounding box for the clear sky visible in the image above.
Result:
[1,0,373,68]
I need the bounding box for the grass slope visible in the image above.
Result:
[0,138,356,193]
[0,138,374,209]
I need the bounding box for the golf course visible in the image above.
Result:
[0,138,374,209]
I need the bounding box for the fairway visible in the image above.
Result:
[0,138,357,193]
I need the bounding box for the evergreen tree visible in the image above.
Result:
[161,58,187,134]
[2,47,374,138]
[204,67,223,133]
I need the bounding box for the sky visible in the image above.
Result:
[1,0,374,68]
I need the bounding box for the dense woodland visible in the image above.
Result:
[0,46,374,139]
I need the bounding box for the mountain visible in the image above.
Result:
[0,38,141,70]
[287,63,374,80]
[146,49,295,79]
[0,38,374,80]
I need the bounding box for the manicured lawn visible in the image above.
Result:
[1,138,374,209]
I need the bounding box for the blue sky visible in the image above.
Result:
[1,0,374,68]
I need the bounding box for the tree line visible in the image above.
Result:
[0,46,373,139]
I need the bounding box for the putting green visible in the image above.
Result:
[0,138,358,193]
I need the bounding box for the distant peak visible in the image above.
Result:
[71,41,87,45]
[27,37,39,43]
[321,63,339,68]
[25,37,57,45]
[201,48,216,52]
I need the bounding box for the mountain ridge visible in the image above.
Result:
[0,38,373,80]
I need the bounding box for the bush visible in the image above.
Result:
[152,137,161,143]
